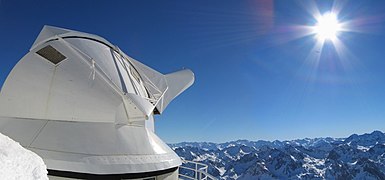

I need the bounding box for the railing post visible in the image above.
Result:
[195,163,198,179]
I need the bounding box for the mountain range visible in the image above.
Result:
[170,131,385,179]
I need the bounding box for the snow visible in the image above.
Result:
[206,152,218,161]
[0,133,48,180]
[190,151,196,157]
[349,161,358,166]
[290,155,297,161]
[357,145,369,152]
[216,167,226,176]
[227,144,236,148]
[302,156,325,177]
[224,150,235,160]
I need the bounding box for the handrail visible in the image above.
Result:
[179,160,217,180]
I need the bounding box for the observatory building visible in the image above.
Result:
[0,26,202,179]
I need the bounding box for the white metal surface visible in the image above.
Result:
[0,25,194,175]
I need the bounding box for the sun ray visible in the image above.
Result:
[332,37,357,72]
[331,0,347,17]
[303,37,324,80]
[297,0,322,21]
[339,15,385,34]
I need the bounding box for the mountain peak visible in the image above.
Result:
[371,130,384,136]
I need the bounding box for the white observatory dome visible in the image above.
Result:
[0,26,194,179]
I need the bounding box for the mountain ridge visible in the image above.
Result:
[171,131,385,179]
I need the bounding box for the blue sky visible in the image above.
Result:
[1,0,385,143]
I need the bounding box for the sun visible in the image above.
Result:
[313,12,341,41]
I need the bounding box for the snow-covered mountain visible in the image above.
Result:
[170,131,385,179]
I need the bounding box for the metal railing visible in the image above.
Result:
[178,160,217,180]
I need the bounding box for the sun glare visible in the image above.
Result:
[313,13,341,41]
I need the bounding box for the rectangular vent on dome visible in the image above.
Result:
[36,45,66,64]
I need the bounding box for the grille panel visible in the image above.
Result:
[36,45,66,64]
